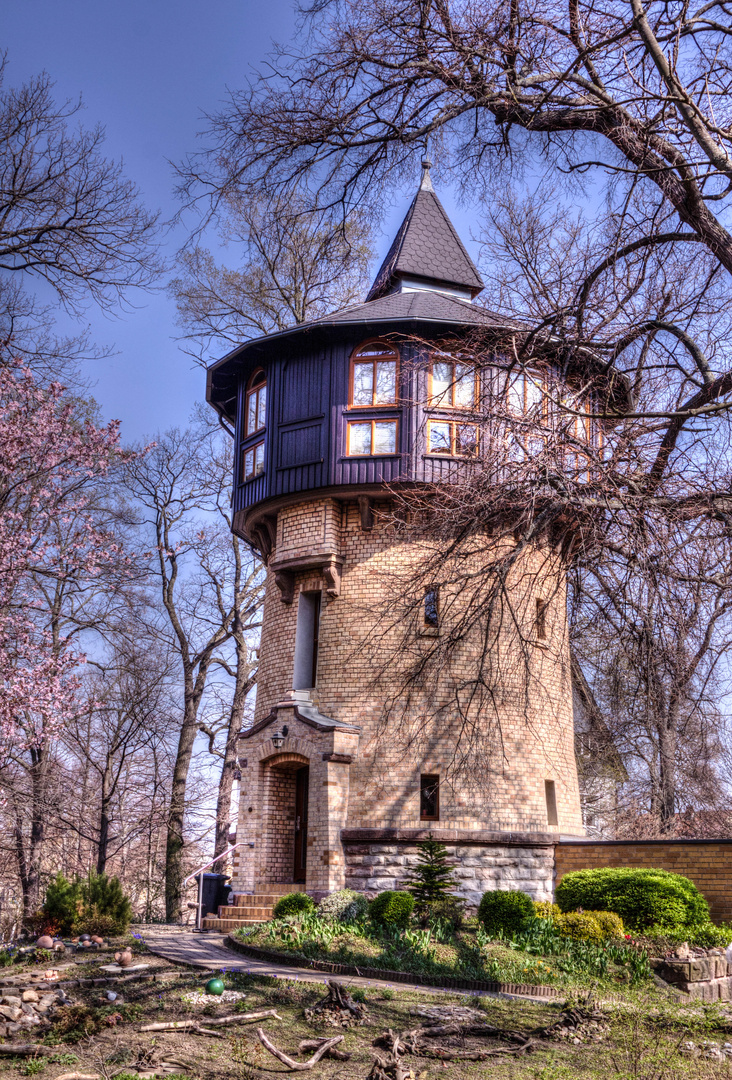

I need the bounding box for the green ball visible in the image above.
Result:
[205,978,225,996]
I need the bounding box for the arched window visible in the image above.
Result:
[245,369,267,436]
[429,354,477,408]
[349,342,398,407]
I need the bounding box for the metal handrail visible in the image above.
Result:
[185,842,245,930]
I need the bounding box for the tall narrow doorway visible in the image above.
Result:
[294,766,309,882]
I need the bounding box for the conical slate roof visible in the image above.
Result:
[366,162,484,301]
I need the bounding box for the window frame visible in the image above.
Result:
[506,367,548,420]
[346,417,399,457]
[245,368,267,437]
[424,586,439,629]
[428,355,479,409]
[420,774,440,821]
[349,340,400,409]
[426,419,479,458]
[242,439,265,482]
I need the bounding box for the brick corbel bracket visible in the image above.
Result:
[270,552,344,603]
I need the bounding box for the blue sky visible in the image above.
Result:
[3,1,478,442]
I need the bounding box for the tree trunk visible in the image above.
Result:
[213,637,254,864]
[165,679,204,922]
[96,753,114,875]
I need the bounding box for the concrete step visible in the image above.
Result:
[202,915,265,931]
[219,905,274,920]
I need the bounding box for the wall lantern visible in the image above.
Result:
[271,724,288,749]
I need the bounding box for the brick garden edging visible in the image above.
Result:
[225,933,561,998]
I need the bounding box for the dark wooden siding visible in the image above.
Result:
[233,333,443,515]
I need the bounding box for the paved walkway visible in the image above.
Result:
[142,929,556,1003]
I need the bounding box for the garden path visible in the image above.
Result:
[142,928,553,1003]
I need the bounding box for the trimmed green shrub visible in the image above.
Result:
[317,889,369,923]
[555,868,709,932]
[43,871,132,936]
[585,910,624,938]
[369,890,415,929]
[478,890,535,936]
[555,912,604,943]
[273,892,315,919]
[533,900,560,922]
[643,922,732,950]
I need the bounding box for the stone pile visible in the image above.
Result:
[0,985,70,1037]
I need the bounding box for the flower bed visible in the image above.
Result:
[231,912,651,991]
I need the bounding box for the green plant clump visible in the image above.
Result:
[555,911,604,943]
[272,892,315,919]
[585,909,624,937]
[317,889,368,923]
[534,900,560,921]
[428,896,465,932]
[556,867,709,932]
[369,890,415,929]
[478,889,535,936]
[43,871,132,936]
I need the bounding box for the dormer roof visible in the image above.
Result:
[366,162,484,302]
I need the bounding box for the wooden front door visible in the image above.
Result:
[294,766,309,882]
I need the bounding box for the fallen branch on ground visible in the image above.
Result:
[257,1028,344,1070]
[299,1037,351,1061]
[0,1045,58,1057]
[139,1007,281,1032]
[53,1074,99,1080]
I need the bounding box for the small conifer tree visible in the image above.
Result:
[406,833,458,918]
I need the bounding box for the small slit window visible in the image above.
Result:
[427,420,478,457]
[535,598,547,640]
[293,591,322,690]
[424,587,439,629]
[420,774,440,820]
[430,356,476,408]
[347,419,398,456]
[245,369,267,435]
[350,342,398,407]
[243,441,265,481]
[545,779,558,827]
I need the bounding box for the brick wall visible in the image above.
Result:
[555,840,732,923]
[252,496,583,840]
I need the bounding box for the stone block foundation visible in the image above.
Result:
[342,829,555,907]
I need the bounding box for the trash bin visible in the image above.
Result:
[195,873,231,922]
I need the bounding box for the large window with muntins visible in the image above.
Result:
[427,419,478,457]
[350,342,398,407]
[245,369,267,435]
[429,356,477,408]
[347,418,398,456]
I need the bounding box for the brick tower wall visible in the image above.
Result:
[250,496,583,840]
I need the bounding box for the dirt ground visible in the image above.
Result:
[2,947,732,1079]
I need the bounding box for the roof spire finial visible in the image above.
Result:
[419,156,435,192]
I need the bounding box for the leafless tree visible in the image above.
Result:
[1,56,161,314]
[123,421,263,921]
[171,193,373,363]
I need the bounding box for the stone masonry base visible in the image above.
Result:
[343,838,554,908]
